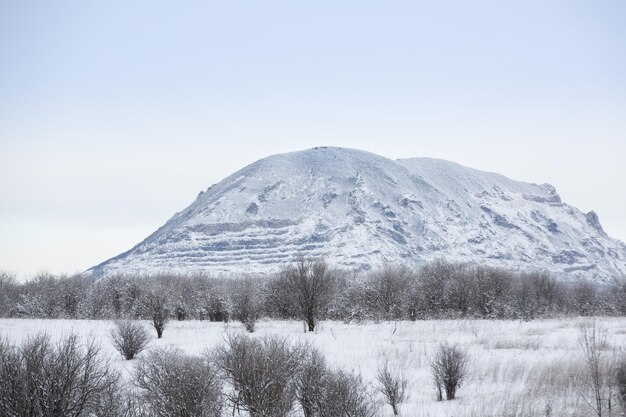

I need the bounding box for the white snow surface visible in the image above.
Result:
[1,317,624,416]
[87,147,626,281]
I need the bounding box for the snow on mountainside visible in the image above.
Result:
[87,147,626,282]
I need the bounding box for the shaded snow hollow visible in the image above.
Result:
[88,147,626,282]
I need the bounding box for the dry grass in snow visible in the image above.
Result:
[1,317,624,417]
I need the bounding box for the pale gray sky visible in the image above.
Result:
[1,1,625,278]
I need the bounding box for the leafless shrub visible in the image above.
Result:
[317,369,378,417]
[134,347,223,417]
[213,333,304,417]
[429,343,469,400]
[377,359,407,415]
[0,333,121,417]
[110,320,150,360]
[578,321,617,417]
[296,346,328,417]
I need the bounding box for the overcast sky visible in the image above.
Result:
[1,1,625,278]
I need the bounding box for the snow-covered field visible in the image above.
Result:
[1,317,624,416]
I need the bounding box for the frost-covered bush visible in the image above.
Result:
[317,369,378,417]
[0,333,122,417]
[296,346,328,417]
[213,333,304,417]
[429,343,469,401]
[134,347,223,417]
[110,320,150,360]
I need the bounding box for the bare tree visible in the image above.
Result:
[110,320,151,360]
[429,343,469,401]
[0,333,121,417]
[212,333,304,417]
[134,347,223,417]
[142,287,170,338]
[578,321,616,417]
[377,359,407,415]
[283,259,336,332]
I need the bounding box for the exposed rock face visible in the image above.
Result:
[586,211,607,237]
[87,147,626,282]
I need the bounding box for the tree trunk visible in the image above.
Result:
[445,385,455,400]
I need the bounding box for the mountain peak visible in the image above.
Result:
[87,148,626,282]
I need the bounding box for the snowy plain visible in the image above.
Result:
[1,317,623,417]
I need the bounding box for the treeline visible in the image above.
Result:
[1,259,625,323]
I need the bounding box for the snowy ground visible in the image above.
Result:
[1,317,624,417]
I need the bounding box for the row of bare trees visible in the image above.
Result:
[1,260,626,325]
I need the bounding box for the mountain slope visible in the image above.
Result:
[87,147,626,281]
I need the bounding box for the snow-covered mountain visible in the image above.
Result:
[88,147,626,282]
